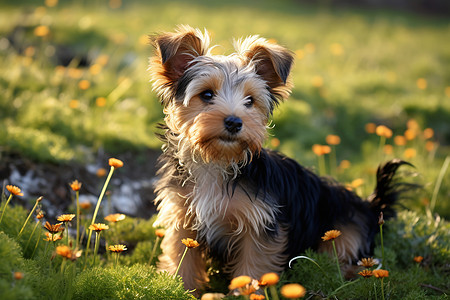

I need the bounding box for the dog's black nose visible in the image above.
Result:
[224,116,243,134]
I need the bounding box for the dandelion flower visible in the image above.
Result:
[108,244,127,253]
[321,230,341,241]
[357,257,379,268]
[44,222,64,234]
[6,185,24,196]
[413,256,424,263]
[57,214,75,222]
[326,134,341,145]
[373,269,389,278]
[109,158,124,168]
[259,272,279,286]
[280,283,306,299]
[181,238,199,248]
[105,213,126,223]
[89,223,109,232]
[229,275,252,290]
[358,269,373,278]
[155,228,165,238]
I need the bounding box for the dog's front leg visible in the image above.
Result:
[157,226,208,291]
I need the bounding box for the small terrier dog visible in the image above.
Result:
[149,25,408,291]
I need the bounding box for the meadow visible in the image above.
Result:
[0,0,449,299]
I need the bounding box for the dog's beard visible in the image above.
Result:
[185,110,265,168]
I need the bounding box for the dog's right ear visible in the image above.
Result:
[149,25,210,105]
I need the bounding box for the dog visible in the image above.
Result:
[149,25,409,291]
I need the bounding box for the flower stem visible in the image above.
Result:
[75,190,80,249]
[149,236,161,265]
[380,278,385,300]
[332,240,344,283]
[84,166,115,268]
[31,225,42,259]
[174,246,188,277]
[269,285,279,300]
[24,220,40,253]
[93,232,100,266]
[264,287,270,300]
[0,194,13,226]
[18,198,40,239]
[379,223,385,268]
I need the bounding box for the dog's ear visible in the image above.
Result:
[236,36,294,102]
[150,25,210,104]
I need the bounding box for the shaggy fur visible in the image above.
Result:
[149,25,410,291]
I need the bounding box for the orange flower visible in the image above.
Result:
[6,185,23,196]
[350,178,364,189]
[89,223,109,232]
[326,134,341,145]
[181,238,199,248]
[404,129,417,141]
[36,210,45,219]
[383,145,393,155]
[358,269,373,278]
[339,160,351,170]
[404,148,417,159]
[376,125,393,138]
[79,202,92,210]
[423,128,434,139]
[425,141,435,152]
[365,123,376,134]
[280,283,306,299]
[357,257,379,268]
[413,256,424,263]
[108,244,127,253]
[259,272,279,286]
[78,79,90,90]
[416,78,427,90]
[44,232,62,241]
[373,269,389,278]
[96,168,107,177]
[394,136,407,146]
[250,294,265,300]
[109,158,124,168]
[155,228,166,238]
[312,144,331,156]
[229,275,252,290]
[34,25,50,37]
[44,221,64,234]
[321,230,341,241]
[13,272,24,280]
[57,214,75,222]
[70,180,82,191]
[104,213,126,223]
[56,245,82,261]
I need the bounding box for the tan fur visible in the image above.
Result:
[318,224,364,264]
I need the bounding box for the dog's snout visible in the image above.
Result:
[224,116,243,134]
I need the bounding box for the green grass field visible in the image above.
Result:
[0,0,449,299]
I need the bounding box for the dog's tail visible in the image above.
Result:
[368,159,415,221]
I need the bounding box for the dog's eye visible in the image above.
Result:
[200,90,214,103]
[244,96,254,108]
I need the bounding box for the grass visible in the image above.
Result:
[0,0,449,299]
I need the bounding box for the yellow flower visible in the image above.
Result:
[326,134,341,145]
[280,283,306,299]
[109,158,124,168]
[6,185,23,196]
[259,272,279,286]
[376,125,393,138]
[321,230,341,241]
[229,275,252,290]
[358,269,373,278]
[108,244,127,253]
[413,256,424,263]
[89,223,109,232]
[350,178,364,189]
[34,25,50,37]
[105,213,126,223]
[155,228,166,238]
[44,221,64,234]
[69,180,82,191]
[373,269,389,278]
[416,78,427,90]
[96,97,107,107]
[45,0,58,7]
[44,232,62,241]
[57,214,75,223]
[181,238,199,248]
[357,257,379,268]
[78,79,90,90]
[330,43,344,56]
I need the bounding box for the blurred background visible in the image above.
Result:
[0,0,449,219]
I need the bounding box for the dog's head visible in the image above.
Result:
[150,25,294,165]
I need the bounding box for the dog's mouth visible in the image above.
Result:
[218,135,238,143]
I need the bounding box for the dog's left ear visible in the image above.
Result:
[236,36,294,102]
